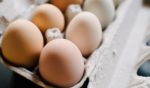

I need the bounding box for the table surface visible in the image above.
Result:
[0,64,42,88]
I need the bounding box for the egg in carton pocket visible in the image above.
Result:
[0,2,101,88]
[0,22,98,88]
[0,0,127,87]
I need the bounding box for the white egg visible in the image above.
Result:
[83,0,115,28]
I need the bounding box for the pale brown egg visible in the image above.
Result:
[1,19,44,68]
[32,4,65,33]
[39,39,84,87]
[66,12,102,57]
[51,0,84,12]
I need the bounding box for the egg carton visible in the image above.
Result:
[0,0,147,88]
[129,9,150,88]
[87,0,150,88]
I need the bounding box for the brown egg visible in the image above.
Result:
[51,0,84,12]
[39,39,84,87]
[32,4,65,33]
[66,12,102,57]
[1,19,44,68]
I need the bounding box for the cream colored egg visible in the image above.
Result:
[32,4,65,33]
[83,0,115,28]
[39,39,84,87]
[1,19,44,68]
[66,12,102,57]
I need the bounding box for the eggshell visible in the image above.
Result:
[83,0,115,28]
[39,39,84,87]
[32,4,65,33]
[1,19,44,68]
[51,0,84,12]
[66,12,102,57]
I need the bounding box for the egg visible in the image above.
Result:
[1,19,44,68]
[39,39,84,87]
[66,12,102,57]
[83,0,115,28]
[51,0,84,12]
[32,4,65,33]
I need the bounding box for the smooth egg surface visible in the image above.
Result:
[39,39,84,87]
[66,12,102,57]
[1,19,44,68]
[83,0,115,28]
[51,0,84,12]
[32,4,65,33]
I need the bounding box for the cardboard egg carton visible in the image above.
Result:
[0,0,149,88]
[87,0,150,88]
[129,9,150,88]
